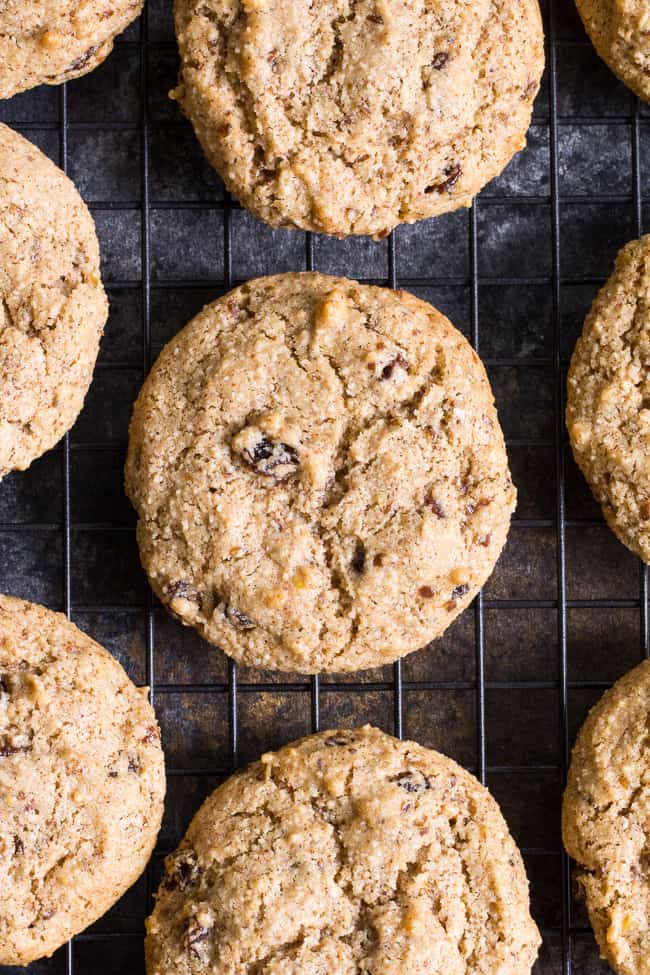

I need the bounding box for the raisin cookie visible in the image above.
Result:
[567,235,650,563]
[147,726,540,975]
[125,273,515,674]
[563,658,650,975]
[172,0,545,237]
[0,1,144,99]
[0,124,107,479]
[575,0,650,102]
[0,594,165,965]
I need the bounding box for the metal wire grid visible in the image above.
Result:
[0,0,649,972]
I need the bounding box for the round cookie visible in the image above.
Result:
[567,235,650,563]
[0,1,144,100]
[563,659,650,975]
[0,124,107,479]
[0,593,165,966]
[172,0,545,238]
[125,273,516,674]
[575,0,650,103]
[146,726,541,975]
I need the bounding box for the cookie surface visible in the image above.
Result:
[567,235,650,563]
[0,594,165,965]
[147,726,540,975]
[0,124,107,478]
[575,0,650,102]
[0,1,144,99]
[563,659,650,975]
[126,273,515,674]
[172,0,544,237]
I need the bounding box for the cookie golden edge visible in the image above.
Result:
[0,593,166,965]
[171,0,545,238]
[0,2,145,100]
[145,725,541,975]
[562,659,650,975]
[125,272,516,674]
[575,0,650,103]
[0,123,108,479]
[566,235,650,564]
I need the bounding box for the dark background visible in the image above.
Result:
[0,0,648,972]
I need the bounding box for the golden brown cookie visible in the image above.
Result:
[0,123,108,479]
[566,235,650,564]
[125,273,516,674]
[172,0,545,237]
[0,1,144,99]
[0,594,165,966]
[147,726,541,975]
[575,0,650,102]
[563,658,650,975]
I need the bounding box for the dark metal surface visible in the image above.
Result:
[0,1,648,972]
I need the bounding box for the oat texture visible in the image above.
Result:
[0,593,165,966]
[172,0,545,238]
[146,726,541,975]
[125,273,515,674]
[0,123,107,479]
[576,0,650,102]
[563,658,650,975]
[567,235,650,564]
[0,0,144,99]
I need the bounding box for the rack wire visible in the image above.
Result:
[0,0,648,972]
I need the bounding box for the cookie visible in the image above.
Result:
[147,726,540,975]
[125,273,515,674]
[566,235,650,563]
[172,0,545,238]
[575,0,650,103]
[0,124,107,479]
[0,1,144,99]
[0,594,165,966]
[563,658,650,975]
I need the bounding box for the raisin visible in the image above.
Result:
[451,583,470,600]
[418,586,435,598]
[426,496,446,518]
[127,757,140,774]
[224,604,256,630]
[142,725,160,744]
[390,770,431,793]
[522,76,538,100]
[240,436,300,480]
[325,733,354,747]
[640,501,650,520]
[432,52,449,69]
[381,352,408,379]
[13,836,24,855]
[186,918,210,961]
[480,533,492,548]
[0,741,31,758]
[351,541,366,574]
[108,771,118,778]
[167,581,202,609]
[65,45,99,75]
[424,164,462,195]
[367,12,384,23]
[165,849,200,892]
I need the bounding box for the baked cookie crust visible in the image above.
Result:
[147,726,540,975]
[172,0,545,237]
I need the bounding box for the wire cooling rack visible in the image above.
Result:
[1,1,649,972]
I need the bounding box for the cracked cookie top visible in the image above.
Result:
[575,0,650,103]
[563,659,650,975]
[146,726,540,975]
[0,594,165,966]
[0,123,107,478]
[0,1,144,99]
[125,273,515,674]
[172,0,545,237]
[567,235,650,564]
